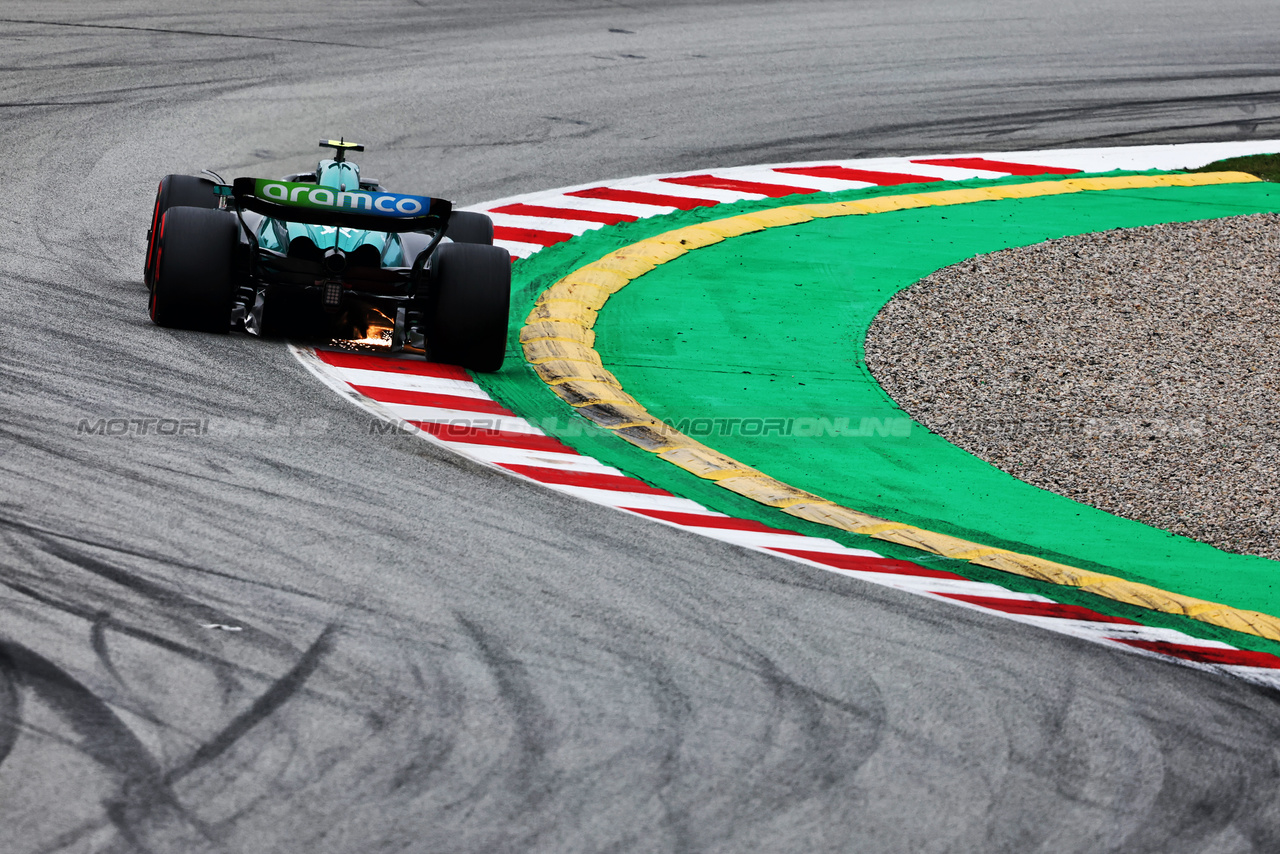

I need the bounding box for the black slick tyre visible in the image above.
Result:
[149,206,238,334]
[144,174,219,288]
[426,242,510,372]
[443,210,494,245]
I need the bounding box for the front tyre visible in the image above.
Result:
[149,207,237,334]
[426,242,510,372]
[144,174,220,288]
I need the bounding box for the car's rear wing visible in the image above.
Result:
[230,177,451,233]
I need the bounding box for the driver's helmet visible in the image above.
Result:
[316,158,360,192]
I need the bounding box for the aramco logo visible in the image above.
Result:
[259,180,426,215]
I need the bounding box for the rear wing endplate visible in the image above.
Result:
[231,177,451,233]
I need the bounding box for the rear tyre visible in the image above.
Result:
[144,174,219,288]
[443,210,494,245]
[426,242,510,372]
[149,207,238,334]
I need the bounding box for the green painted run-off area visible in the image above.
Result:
[478,174,1280,654]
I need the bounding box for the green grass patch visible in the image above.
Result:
[1193,153,1280,182]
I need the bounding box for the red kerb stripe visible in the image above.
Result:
[501,464,672,495]
[492,225,574,247]
[774,166,943,185]
[624,507,805,535]
[315,350,471,379]
[660,174,817,198]
[1112,639,1280,669]
[490,203,637,225]
[351,386,513,416]
[567,187,718,210]
[938,593,1138,624]
[909,157,1081,176]
[768,547,967,579]
[413,422,579,454]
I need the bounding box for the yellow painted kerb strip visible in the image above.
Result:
[520,172,1280,642]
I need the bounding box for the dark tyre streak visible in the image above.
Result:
[164,625,335,784]
[0,641,209,849]
[0,648,23,772]
[453,617,559,850]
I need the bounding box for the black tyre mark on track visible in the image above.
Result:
[0,570,284,691]
[385,661,462,795]
[0,646,23,771]
[705,87,1280,163]
[0,18,359,48]
[165,624,335,784]
[0,640,210,848]
[0,514,368,615]
[0,626,334,851]
[3,517,307,657]
[455,616,558,849]
[90,612,171,731]
[90,612,125,690]
[871,89,1280,147]
[660,631,887,849]
[0,519,347,722]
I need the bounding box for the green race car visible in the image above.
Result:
[144,139,509,372]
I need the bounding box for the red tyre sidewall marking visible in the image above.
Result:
[149,211,166,321]
[145,181,163,283]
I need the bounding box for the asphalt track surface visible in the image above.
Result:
[3,2,1280,852]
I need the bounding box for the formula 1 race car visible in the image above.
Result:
[144,139,509,372]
